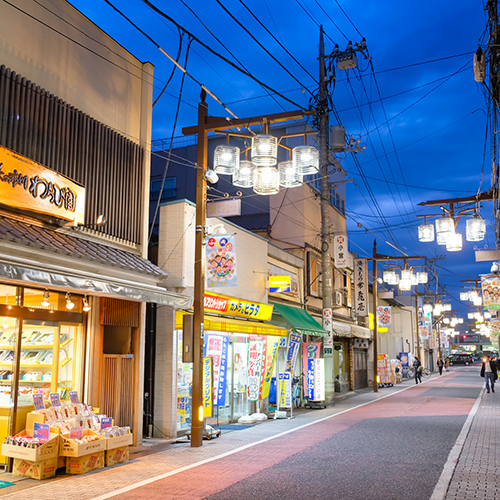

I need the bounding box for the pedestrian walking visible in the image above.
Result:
[444,357,450,372]
[480,355,498,393]
[437,358,444,375]
[413,357,423,384]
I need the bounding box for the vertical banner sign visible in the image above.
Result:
[202,357,213,418]
[313,358,325,401]
[252,335,268,400]
[279,372,292,408]
[206,234,237,288]
[354,258,368,317]
[419,319,430,340]
[203,333,229,406]
[322,308,333,351]
[260,336,280,400]
[303,343,321,394]
[285,332,301,375]
[247,339,264,401]
[334,235,348,268]
[399,352,409,367]
[377,306,392,329]
[33,393,45,410]
[482,276,500,310]
[307,359,315,401]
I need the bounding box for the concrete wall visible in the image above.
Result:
[0,0,148,142]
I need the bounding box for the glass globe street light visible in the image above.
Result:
[292,145,319,175]
[233,160,255,188]
[466,216,486,241]
[423,303,433,315]
[460,291,469,301]
[253,167,280,195]
[418,223,435,242]
[251,135,278,166]
[278,161,303,188]
[446,232,463,252]
[213,145,240,175]
[417,272,428,284]
[435,216,455,245]
[383,270,397,285]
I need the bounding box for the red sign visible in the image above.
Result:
[204,293,229,312]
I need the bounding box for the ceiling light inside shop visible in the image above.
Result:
[66,293,75,310]
[41,290,50,308]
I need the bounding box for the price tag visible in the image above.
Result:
[100,417,112,429]
[69,391,80,404]
[69,426,83,439]
[33,393,45,410]
[49,393,61,407]
[33,422,49,442]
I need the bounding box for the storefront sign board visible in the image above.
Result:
[203,292,273,321]
[279,372,292,408]
[269,276,291,293]
[206,234,237,288]
[260,336,280,400]
[313,358,325,401]
[247,339,264,401]
[0,145,85,224]
[203,333,229,406]
[207,198,241,217]
[354,258,368,317]
[285,332,301,375]
[202,357,213,418]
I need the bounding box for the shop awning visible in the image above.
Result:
[332,320,352,337]
[271,303,328,337]
[351,325,372,339]
[0,259,192,308]
[175,311,288,337]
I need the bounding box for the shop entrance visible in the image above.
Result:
[354,348,368,389]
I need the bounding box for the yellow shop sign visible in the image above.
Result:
[204,292,274,321]
[0,145,85,224]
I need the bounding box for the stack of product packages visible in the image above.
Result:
[2,395,133,478]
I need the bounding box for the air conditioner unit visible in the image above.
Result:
[333,291,343,306]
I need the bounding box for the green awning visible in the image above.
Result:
[271,303,328,337]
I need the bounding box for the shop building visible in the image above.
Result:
[0,0,190,456]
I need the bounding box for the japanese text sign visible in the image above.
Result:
[377,306,391,329]
[203,333,229,406]
[100,418,112,429]
[259,336,280,400]
[206,234,237,288]
[0,144,85,224]
[33,393,45,410]
[334,235,348,268]
[303,342,321,394]
[247,339,264,401]
[49,393,61,407]
[354,258,368,317]
[269,276,291,293]
[203,292,273,321]
[203,357,213,418]
[33,423,49,442]
[69,391,80,404]
[70,427,84,439]
[279,372,292,408]
[285,332,301,375]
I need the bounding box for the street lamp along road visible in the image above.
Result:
[181,90,315,447]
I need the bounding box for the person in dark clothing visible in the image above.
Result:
[480,355,498,393]
[437,358,444,375]
[413,357,422,384]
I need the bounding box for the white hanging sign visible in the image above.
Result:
[334,235,348,268]
[354,258,368,317]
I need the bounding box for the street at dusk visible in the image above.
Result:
[1,1,500,499]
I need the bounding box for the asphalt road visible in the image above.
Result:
[112,365,482,500]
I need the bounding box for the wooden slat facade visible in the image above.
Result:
[0,64,143,244]
[100,297,140,328]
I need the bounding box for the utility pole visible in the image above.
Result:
[319,26,335,404]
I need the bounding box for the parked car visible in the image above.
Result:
[447,354,474,366]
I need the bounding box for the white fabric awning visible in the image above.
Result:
[351,325,372,339]
[0,258,192,308]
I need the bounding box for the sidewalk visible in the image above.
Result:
[442,386,500,500]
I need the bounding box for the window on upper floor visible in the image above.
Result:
[150,178,176,202]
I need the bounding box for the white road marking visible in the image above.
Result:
[429,387,484,500]
[90,378,437,500]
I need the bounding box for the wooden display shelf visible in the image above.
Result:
[0,341,72,350]
[0,380,49,385]
[0,359,71,369]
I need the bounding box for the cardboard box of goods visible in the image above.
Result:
[2,431,60,461]
[66,451,104,475]
[105,431,133,450]
[59,430,106,457]
[26,413,61,435]
[13,457,58,480]
[105,446,129,467]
